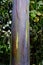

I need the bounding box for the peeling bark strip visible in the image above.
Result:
[11,0,30,65]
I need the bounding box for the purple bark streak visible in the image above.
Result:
[11,0,30,65]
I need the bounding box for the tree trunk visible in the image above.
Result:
[11,0,30,65]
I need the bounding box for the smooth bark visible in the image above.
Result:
[11,0,30,65]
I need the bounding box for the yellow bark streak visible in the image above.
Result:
[26,21,29,47]
[16,32,18,49]
[16,32,20,64]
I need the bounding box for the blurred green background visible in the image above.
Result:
[0,0,12,65]
[30,0,43,65]
[0,0,43,65]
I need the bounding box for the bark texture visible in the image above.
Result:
[11,0,30,65]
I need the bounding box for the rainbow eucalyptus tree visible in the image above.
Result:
[11,0,30,65]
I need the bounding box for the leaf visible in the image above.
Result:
[30,10,37,19]
[36,12,41,16]
[34,17,39,23]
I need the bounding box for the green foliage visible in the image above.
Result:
[30,0,43,65]
[0,0,12,64]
